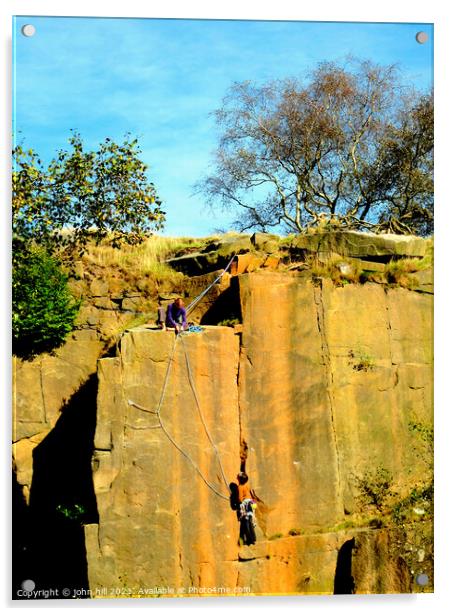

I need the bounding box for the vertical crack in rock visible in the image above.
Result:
[236,337,248,473]
[239,438,248,471]
[97,524,103,558]
[313,282,343,513]
[238,342,248,474]
[178,543,184,577]
[236,328,270,534]
[384,288,394,365]
[118,359,130,470]
[383,288,399,391]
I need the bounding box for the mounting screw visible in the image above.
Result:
[21,24,36,37]
[415,32,428,44]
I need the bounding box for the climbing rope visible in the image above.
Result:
[185,324,204,334]
[128,334,230,501]
[126,253,238,502]
[180,334,230,491]
[185,253,236,316]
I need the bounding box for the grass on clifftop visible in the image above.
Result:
[78,235,216,288]
[79,232,252,285]
[84,236,204,274]
[310,244,433,290]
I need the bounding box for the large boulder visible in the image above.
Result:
[166,236,252,275]
[250,232,281,254]
[290,231,429,261]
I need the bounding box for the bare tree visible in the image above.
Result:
[370,92,433,235]
[197,59,433,236]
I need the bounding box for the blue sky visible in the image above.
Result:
[12,17,433,237]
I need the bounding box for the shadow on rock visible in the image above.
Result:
[14,374,99,600]
[334,537,356,594]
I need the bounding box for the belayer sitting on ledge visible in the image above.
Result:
[165,297,188,333]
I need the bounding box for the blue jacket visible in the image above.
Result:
[165,303,187,328]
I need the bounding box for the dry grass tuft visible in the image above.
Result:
[311,256,361,286]
[79,235,219,286]
[85,236,204,269]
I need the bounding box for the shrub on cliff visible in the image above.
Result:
[12,131,165,357]
[355,465,395,514]
[12,248,80,359]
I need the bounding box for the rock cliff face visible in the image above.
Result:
[12,332,104,503]
[84,271,432,596]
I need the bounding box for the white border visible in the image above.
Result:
[2,1,451,615]
[0,0,445,21]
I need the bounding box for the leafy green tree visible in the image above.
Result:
[13,132,165,253]
[12,248,80,358]
[12,132,164,357]
[197,59,433,236]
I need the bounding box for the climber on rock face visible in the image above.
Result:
[237,472,253,502]
[165,298,188,332]
[234,472,257,546]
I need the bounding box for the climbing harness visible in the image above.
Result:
[127,254,237,501]
[239,498,257,523]
[239,498,257,545]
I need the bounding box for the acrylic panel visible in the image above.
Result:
[12,15,433,600]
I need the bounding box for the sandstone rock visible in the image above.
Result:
[85,270,432,596]
[206,236,252,257]
[12,431,49,502]
[13,237,433,596]
[90,279,110,297]
[76,306,99,327]
[251,232,281,254]
[68,279,87,299]
[181,271,233,324]
[108,278,127,298]
[320,281,433,505]
[86,328,241,592]
[351,258,386,272]
[263,254,280,269]
[167,236,252,275]
[290,231,428,261]
[413,267,433,294]
[238,272,432,530]
[121,296,141,312]
[351,529,412,593]
[230,253,265,275]
[93,297,116,310]
[12,337,104,441]
[72,329,101,342]
[232,523,414,595]
[137,278,151,292]
[95,311,131,341]
[238,272,344,532]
